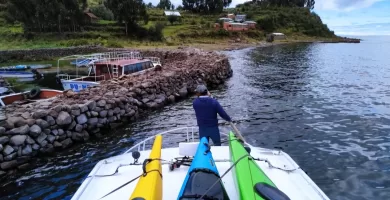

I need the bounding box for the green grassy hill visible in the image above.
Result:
[0,2,340,50]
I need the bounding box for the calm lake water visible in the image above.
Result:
[1,36,390,200]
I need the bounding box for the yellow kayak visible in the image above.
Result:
[130,135,163,200]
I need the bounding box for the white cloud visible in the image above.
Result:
[315,0,385,11]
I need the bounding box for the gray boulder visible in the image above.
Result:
[97,100,106,107]
[108,110,114,117]
[36,119,50,129]
[71,109,81,116]
[45,116,56,126]
[58,129,65,135]
[4,152,16,161]
[114,107,121,114]
[3,145,14,155]
[88,118,98,126]
[29,125,42,137]
[10,135,27,146]
[61,138,73,148]
[26,119,36,126]
[32,144,40,151]
[77,114,88,125]
[0,136,9,144]
[0,160,18,170]
[36,133,47,144]
[22,145,32,155]
[168,95,175,103]
[72,132,83,141]
[0,144,2,152]
[0,127,5,135]
[49,109,59,118]
[57,111,72,125]
[26,136,36,144]
[179,86,188,97]
[75,124,83,132]
[47,135,55,143]
[0,120,14,129]
[54,141,62,148]
[51,129,59,136]
[39,140,48,148]
[79,104,88,113]
[32,110,48,119]
[87,101,96,111]
[8,125,29,135]
[99,110,108,118]
[67,121,76,130]
[91,111,99,117]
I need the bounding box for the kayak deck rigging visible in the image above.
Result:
[71,127,329,200]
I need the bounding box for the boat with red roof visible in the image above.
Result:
[56,51,161,92]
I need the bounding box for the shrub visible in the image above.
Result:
[105,40,124,48]
[190,20,197,25]
[148,22,165,41]
[91,5,114,20]
[167,15,179,25]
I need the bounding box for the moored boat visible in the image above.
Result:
[29,64,52,69]
[56,52,162,92]
[0,88,63,106]
[0,64,51,71]
[0,70,43,82]
[71,127,330,200]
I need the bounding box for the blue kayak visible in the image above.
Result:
[177,137,229,200]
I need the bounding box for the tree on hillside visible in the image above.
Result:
[182,0,226,13]
[104,0,149,36]
[167,15,178,25]
[177,5,183,10]
[6,0,87,33]
[250,0,315,9]
[147,2,154,8]
[157,0,171,9]
[91,4,114,20]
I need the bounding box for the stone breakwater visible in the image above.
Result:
[0,48,232,175]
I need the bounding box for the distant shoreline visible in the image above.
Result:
[0,36,360,66]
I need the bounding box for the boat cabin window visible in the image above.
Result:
[123,61,154,75]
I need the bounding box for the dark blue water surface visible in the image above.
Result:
[1,36,390,200]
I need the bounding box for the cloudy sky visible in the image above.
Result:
[314,0,390,35]
[148,0,390,36]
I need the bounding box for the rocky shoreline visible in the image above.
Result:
[0,48,232,175]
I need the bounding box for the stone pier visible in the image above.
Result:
[0,48,232,175]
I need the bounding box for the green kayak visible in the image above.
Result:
[228,132,277,200]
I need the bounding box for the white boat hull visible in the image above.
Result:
[61,80,99,92]
[71,129,329,200]
[0,74,34,78]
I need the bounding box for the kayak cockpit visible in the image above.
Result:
[179,169,229,199]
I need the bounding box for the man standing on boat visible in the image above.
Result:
[193,85,231,146]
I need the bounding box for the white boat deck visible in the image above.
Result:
[71,128,329,200]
